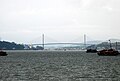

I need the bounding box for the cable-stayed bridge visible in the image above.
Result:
[31,43,90,45]
[28,34,100,49]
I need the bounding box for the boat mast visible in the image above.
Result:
[116,42,118,50]
[109,40,112,49]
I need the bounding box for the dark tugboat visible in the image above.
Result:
[0,50,7,56]
[86,45,98,53]
[86,49,98,53]
[97,40,119,56]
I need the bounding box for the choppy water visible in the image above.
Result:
[0,51,120,81]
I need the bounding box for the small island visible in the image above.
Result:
[0,41,43,50]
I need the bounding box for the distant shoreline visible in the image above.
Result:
[4,50,86,52]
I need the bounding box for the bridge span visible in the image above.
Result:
[28,34,95,49]
[30,43,92,46]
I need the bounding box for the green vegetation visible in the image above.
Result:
[0,41,24,50]
[0,41,44,50]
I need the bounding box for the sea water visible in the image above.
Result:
[0,50,120,81]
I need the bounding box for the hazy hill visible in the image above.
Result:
[87,40,102,44]
[86,39,120,45]
[0,41,24,50]
[87,41,120,50]
[107,39,120,43]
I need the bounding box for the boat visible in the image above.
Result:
[97,49,119,56]
[86,49,98,53]
[97,40,119,56]
[0,50,7,56]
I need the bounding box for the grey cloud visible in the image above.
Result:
[0,0,120,43]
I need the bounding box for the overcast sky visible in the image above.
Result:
[0,0,120,43]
